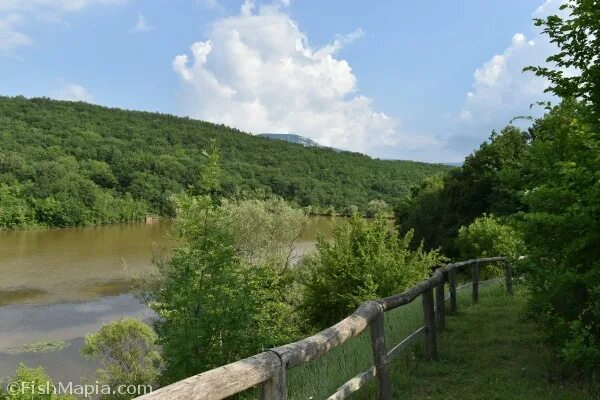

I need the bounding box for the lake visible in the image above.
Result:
[0,217,334,383]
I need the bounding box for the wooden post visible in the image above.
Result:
[435,279,446,331]
[259,365,287,400]
[472,262,480,304]
[504,259,514,296]
[370,309,393,400]
[422,287,437,360]
[448,269,457,314]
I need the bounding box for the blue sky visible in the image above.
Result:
[0,0,562,162]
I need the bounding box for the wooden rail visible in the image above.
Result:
[135,257,513,400]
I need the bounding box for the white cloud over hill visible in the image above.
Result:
[173,0,412,153]
[50,83,93,102]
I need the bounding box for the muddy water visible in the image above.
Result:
[0,217,334,382]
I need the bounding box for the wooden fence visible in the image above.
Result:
[136,256,513,400]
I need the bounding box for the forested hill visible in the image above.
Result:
[0,96,449,229]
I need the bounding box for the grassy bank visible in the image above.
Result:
[267,283,591,399]
[386,285,592,399]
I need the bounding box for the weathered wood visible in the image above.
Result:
[134,256,509,400]
[448,269,457,313]
[378,259,507,312]
[435,280,446,331]
[135,351,281,400]
[328,323,427,400]
[378,272,443,311]
[271,300,380,369]
[422,288,437,361]
[446,256,506,271]
[370,307,393,400]
[503,260,514,295]
[326,367,376,400]
[259,364,286,400]
[472,262,480,304]
[386,326,425,361]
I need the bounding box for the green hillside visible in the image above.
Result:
[0,96,449,229]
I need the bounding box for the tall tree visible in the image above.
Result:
[524,0,600,120]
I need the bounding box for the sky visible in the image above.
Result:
[0,0,565,162]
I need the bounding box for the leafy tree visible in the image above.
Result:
[524,0,600,119]
[0,183,36,229]
[456,214,524,260]
[198,140,222,196]
[516,102,600,378]
[81,318,163,399]
[365,199,390,218]
[0,364,75,400]
[141,193,303,383]
[396,126,529,255]
[220,197,307,268]
[301,214,445,328]
[456,214,524,277]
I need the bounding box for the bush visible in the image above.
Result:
[81,318,163,400]
[0,184,37,229]
[518,102,600,380]
[456,214,524,277]
[301,214,445,328]
[0,364,75,400]
[141,193,304,383]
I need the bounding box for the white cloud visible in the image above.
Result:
[458,31,553,127]
[0,0,125,52]
[0,13,32,50]
[457,0,569,130]
[173,1,429,154]
[131,13,153,33]
[50,83,93,102]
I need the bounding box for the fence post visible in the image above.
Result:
[422,287,437,360]
[370,307,393,400]
[503,259,514,296]
[259,364,287,400]
[435,277,446,331]
[448,269,457,314]
[472,261,480,304]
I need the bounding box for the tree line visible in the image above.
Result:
[0,96,448,229]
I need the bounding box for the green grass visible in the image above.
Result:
[280,283,591,400]
[385,285,591,399]
[285,292,424,399]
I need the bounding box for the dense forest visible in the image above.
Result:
[0,96,449,229]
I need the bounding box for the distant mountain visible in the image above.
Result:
[258,133,323,148]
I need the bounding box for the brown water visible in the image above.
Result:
[0,217,333,382]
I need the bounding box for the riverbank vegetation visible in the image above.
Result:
[129,149,443,384]
[1,1,597,397]
[0,96,448,230]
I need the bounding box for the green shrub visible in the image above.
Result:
[81,318,163,399]
[0,364,75,400]
[142,193,304,383]
[301,214,445,328]
[456,214,524,277]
